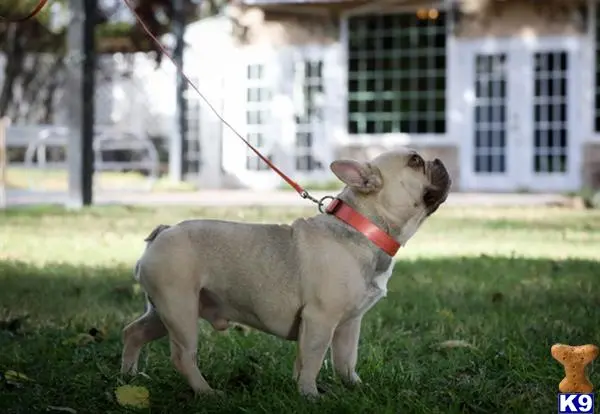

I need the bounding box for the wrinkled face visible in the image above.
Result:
[372,148,451,217]
[330,148,452,226]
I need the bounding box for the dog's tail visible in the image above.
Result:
[133,224,171,282]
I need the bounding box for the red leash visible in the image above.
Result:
[125,1,401,255]
[0,0,49,22]
[0,0,400,256]
[0,0,318,205]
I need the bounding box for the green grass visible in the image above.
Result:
[0,205,599,413]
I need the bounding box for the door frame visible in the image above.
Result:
[518,36,584,192]
[288,45,334,183]
[222,45,335,190]
[456,35,584,192]
[456,37,522,192]
[222,46,285,190]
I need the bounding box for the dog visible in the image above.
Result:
[120,148,451,398]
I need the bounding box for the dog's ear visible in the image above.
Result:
[330,159,382,193]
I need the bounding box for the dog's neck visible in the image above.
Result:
[335,187,426,246]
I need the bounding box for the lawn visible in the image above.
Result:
[0,204,599,413]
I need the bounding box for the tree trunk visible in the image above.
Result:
[0,24,25,118]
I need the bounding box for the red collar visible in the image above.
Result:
[325,198,400,256]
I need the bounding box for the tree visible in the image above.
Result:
[0,0,222,123]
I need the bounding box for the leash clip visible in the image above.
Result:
[317,195,335,214]
[300,191,335,214]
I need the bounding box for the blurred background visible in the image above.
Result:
[1,2,600,413]
[1,0,600,209]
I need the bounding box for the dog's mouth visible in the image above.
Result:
[423,159,452,215]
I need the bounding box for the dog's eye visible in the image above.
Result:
[408,154,423,168]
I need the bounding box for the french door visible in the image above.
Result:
[458,37,583,192]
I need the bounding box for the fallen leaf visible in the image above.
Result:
[2,370,34,389]
[437,340,477,350]
[437,309,454,319]
[4,370,33,382]
[115,385,150,409]
[47,406,77,413]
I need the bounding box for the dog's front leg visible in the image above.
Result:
[295,307,336,398]
[331,316,362,385]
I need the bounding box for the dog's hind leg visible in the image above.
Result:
[121,298,167,375]
[155,288,218,395]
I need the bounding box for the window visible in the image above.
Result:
[473,54,507,174]
[347,11,447,135]
[533,52,568,173]
[295,60,324,172]
[185,76,201,174]
[245,64,272,171]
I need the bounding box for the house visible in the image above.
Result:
[176,0,600,192]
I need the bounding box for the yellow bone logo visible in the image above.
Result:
[551,343,599,393]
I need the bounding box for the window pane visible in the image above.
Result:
[245,64,272,171]
[347,11,447,135]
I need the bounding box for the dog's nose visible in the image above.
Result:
[433,158,442,165]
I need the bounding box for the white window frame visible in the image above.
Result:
[289,44,335,183]
[221,45,286,190]
[338,2,455,146]
[455,35,584,192]
[222,43,337,189]
[587,0,600,142]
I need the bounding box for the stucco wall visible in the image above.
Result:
[456,0,586,38]
[230,8,340,46]
[232,0,588,47]
[335,143,460,191]
[582,142,600,190]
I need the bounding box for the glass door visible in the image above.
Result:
[518,38,583,192]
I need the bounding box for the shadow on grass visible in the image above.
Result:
[0,256,599,414]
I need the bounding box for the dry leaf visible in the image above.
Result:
[4,370,33,382]
[437,340,477,350]
[437,309,454,319]
[47,406,77,413]
[115,385,150,409]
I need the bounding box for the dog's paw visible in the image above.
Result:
[345,372,362,387]
[299,385,321,401]
[302,392,322,402]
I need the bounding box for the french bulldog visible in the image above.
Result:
[120,148,451,397]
